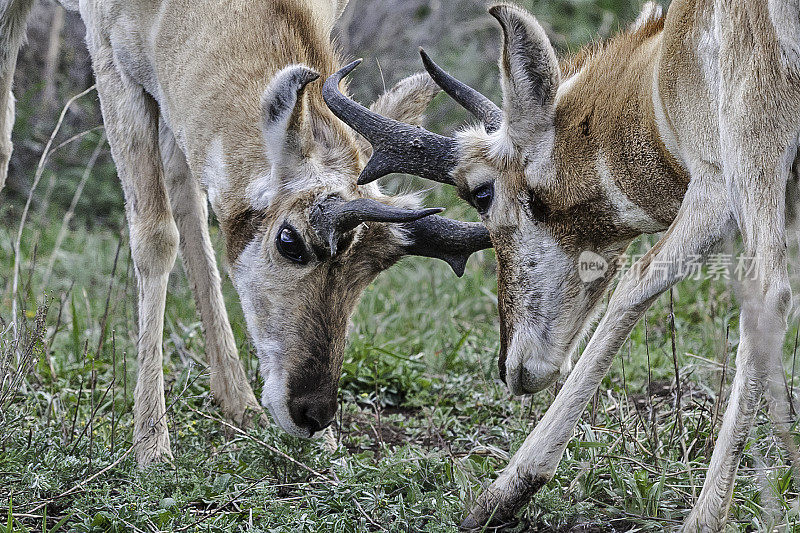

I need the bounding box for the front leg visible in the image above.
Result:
[86,33,178,466]
[463,178,734,529]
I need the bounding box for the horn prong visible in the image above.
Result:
[311,197,444,255]
[323,62,459,185]
[400,215,493,276]
[419,48,503,134]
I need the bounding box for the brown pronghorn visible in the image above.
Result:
[0,0,491,466]
[325,0,800,529]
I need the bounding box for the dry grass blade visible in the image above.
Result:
[0,303,48,433]
[25,367,207,515]
[181,403,332,482]
[9,86,97,339]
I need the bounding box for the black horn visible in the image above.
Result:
[312,197,442,256]
[401,215,493,277]
[323,60,459,186]
[419,48,503,134]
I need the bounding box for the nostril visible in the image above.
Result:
[290,396,337,436]
[303,404,332,434]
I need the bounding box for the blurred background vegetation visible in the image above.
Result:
[3,0,662,226]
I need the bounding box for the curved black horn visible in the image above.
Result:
[419,48,503,134]
[323,60,459,186]
[312,197,442,255]
[401,215,493,277]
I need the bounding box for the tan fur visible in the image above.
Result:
[414,1,800,529]
[2,0,446,465]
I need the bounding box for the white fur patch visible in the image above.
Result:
[232,240,320,438]
[596,152,665,233]
[506,327,562,396]
[768,0,800,68]
[697,27,720,93]
[202,137,227,208]
[554,71,581,106]
[651,70,687,170]
[632,2,663,32]
[246,172,277,210]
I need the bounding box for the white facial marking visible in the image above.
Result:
[596,152,665,233]
[246,172,277,211]
[232,239,318,438]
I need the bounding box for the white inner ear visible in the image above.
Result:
[258,64,318,209]
[261,66,306,169]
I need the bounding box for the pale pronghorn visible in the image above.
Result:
[325,0,800,529]
[0,0,491,466]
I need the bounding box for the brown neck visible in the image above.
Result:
[552,15,690,247]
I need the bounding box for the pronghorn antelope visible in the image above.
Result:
[0,0,491,466]
[325,0,800,529]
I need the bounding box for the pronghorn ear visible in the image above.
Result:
[261,65,320,167]
[355,73,441,157]
[489,4,559,143]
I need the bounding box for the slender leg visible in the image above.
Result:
[682,208,791,530]
[462,177,734,529]
[86,34,178,466]
[0,0,35,190]
[683,274,788,531]
[683,122,797,533]
[159,122,265,427]
[0,69,14,191]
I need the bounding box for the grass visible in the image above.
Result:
[2,120,800,533]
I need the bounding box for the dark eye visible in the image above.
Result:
[472,183,494,214]
[276,224,308,264]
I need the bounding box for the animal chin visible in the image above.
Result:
[507,363,560,395]
[504,328,563,395]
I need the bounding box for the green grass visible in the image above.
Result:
[2,186,800,532]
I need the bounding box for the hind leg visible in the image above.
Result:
[683,149,795,531]
[683,24,799,524]
[159,121,266,427]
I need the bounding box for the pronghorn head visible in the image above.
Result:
[325,3,678,395]
[210,65,491,436]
